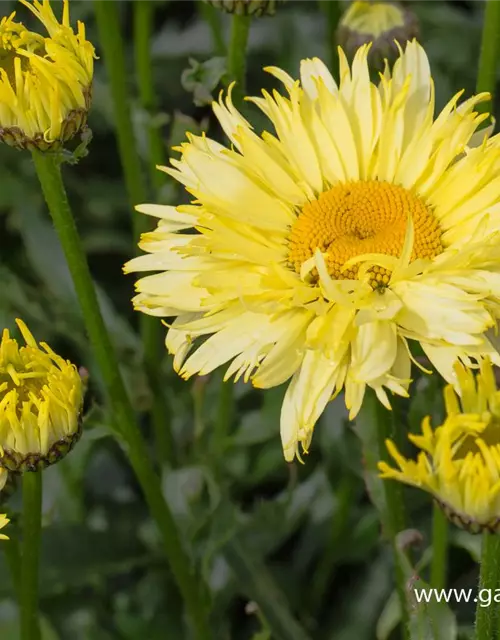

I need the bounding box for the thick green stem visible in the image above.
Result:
[198,1,226,56]
[94,0,147,239]
[20,471,42,640]
[475,533,500,639]
[133,0,167,191]
[308,472,355,613]
[374,399,409,640]
[476,0,500,114]
[4,536,21,601]
[214,378,234,460]
[226,13,251,102]
[133,0,174,467]
[31,151,212,639]
[430,503,448,591]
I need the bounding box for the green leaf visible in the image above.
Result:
[398,550,458,640]
[181,57,226,106]
[0,602,59,640]
[223,538,311,640]
[354,391,387,518]
[377,591,400,640]
[407,575,458,640]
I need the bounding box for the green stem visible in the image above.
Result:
[133,0,167,191]
[20,471,42,640]
[226,13,251,102]
[476,533,500,639]
[320,0,341,72]
[4,536,21,601]
[430,503,448,591]
[31,151,212,639]
[198,1,226,56]
[308,472,355,613]
[94,0,148,240]
[214,378,234,460]
[374,400,409,640]
[476,0,500,114]
[133,0,175,465]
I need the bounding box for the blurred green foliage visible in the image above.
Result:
[0,1,493,638]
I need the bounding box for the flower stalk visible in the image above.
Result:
[31,150,212,639]
[373,397,409,640]
[20,471,42,640]
[93,0,148,240]
[475,533,500,639]
[198,1,226,55]
[132,0,175,467]
[476,0,500,113]
[226,13,251,101]
[96,0,174,468]
[430,503,448,590]
[133,0,167,192]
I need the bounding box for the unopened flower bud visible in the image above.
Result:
[337,1,419,68]
[0,319,84,472]
[205,0,281,17]
[0,0,95,151]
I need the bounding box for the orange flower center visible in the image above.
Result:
[288,180,443,287]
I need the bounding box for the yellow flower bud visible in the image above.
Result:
[205,0,281,17]
[0,0,95,151]
[337,1,419,67]
[0,319,84,472]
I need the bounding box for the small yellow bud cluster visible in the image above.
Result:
[0,0,95,151]
[0,319,84,473]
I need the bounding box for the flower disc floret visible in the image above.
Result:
[0,319,84,472]
[288,180,442,287]
[0,0,95,150]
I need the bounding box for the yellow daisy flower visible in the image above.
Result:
[0,0,95,150]
[379,360,500,534]
[125,41,500,462]
[0,319,84,472]
[0,514,9,540]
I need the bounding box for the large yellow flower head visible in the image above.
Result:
[0,319,84,472]
[0,0,95,150]
[379,361,500,534]
[126,41,500,462]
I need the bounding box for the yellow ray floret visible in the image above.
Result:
[126,40,500,462]
[0,513,9,540]
[380,360,500,533]
[0,319,84,471]
[0,0,95,149]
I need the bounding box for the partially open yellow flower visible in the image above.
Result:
[0,319,84,472]
[0,0,95,150]
[0,514,9,540]
[125,41,500,462]
[380,361,500,533]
